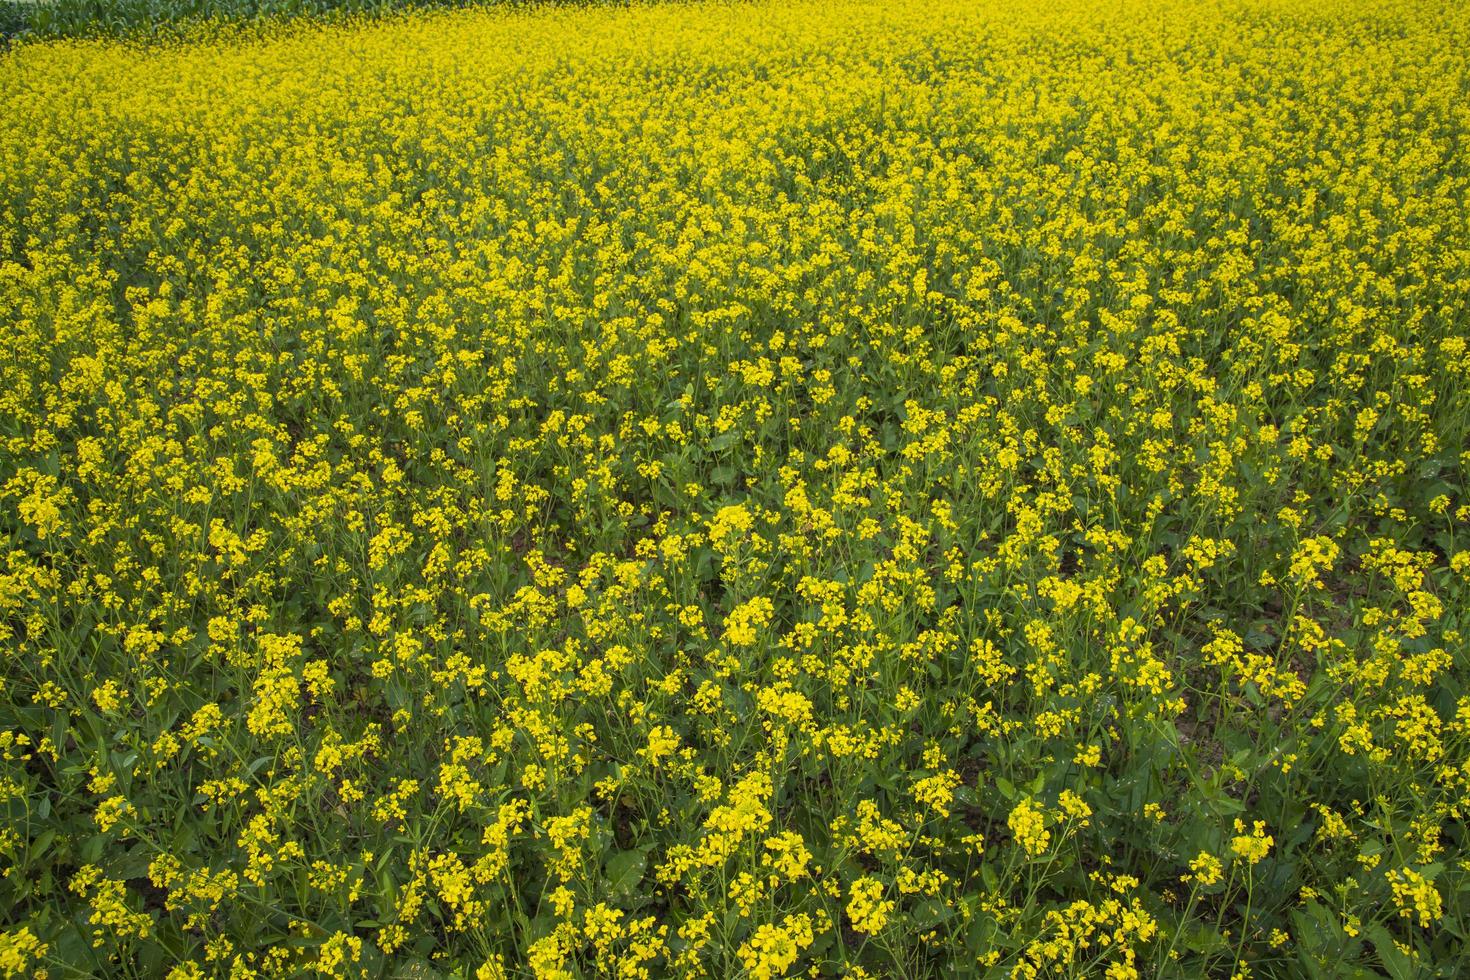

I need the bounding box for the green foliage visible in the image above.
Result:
[4,0,586,41]
[0,3,32,40]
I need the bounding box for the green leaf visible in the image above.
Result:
[388,957,443,980]
[1179,924,1230,954]
[30,828,56,861]
[107,846,153,881]
[604,848,647,898]
[910,898,956,931]
[965,911,999,954]
[1366,925,1415,980]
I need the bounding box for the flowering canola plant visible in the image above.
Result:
[2,0,1470,976]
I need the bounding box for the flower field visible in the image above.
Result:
[2,0,1469,976]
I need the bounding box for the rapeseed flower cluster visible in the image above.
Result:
[1,0,1468,975]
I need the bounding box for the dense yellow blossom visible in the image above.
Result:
[1,0,1468,975]
[1009,799,1052,857]
[846,877,894,935]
